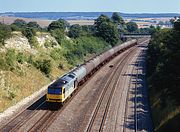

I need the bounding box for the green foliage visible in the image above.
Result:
[58,62,64,70]
[44,40,52,48]
[0,24,12,45]
[6,49,16,71]
[111,12,125,25]
[147,21,180,131]
[7,89,16,100]
[22,28,38,48]
[16,52,26,64]
[12,19,27,28]
[81,25,95,35]
[50,48,64,60]
[68,24,82,38]
[174,20,180,31]
[48,19,69,31]
[27,55,33,64]
[34,59,52,76]
[126,21,138,33]
[27,21,41,29]
[29,36,39,48]
[10,24,21,31]
[0,55,6,70]
[94,14,111,27]
[94,14,119,46]
[50,29,65,45]
[22,27,36,40]
[63,36,110,65]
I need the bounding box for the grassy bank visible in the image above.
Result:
[0,35,111,112]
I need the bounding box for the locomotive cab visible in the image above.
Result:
[46,73,77,103]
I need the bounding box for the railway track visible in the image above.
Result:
[86,45,139,132]
[122,40,150,132]
[122,50,142,132]
[0,39,149,132]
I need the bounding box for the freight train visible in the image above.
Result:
[46,39,137,103]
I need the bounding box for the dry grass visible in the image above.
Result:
[0,64,51,112]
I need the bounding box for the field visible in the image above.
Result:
[0,16,173,28]
[0,16,94,27]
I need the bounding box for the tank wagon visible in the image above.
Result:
[46,39,137,103]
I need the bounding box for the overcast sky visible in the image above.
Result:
[0,0,180,13]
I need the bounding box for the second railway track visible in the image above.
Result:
[0,39,149,132]
[86,45,139,132]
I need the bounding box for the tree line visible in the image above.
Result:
[147,18,180,132]
[0,12,157,77]
[1,12,154,48]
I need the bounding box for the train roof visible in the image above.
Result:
[49,74,76,88]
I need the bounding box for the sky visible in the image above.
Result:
[0,0,180,13]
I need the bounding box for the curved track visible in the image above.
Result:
[0,39,150,132]
[86,45,138,132]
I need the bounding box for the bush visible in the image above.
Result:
[0,24,12,45]
[58,62,64,70]
[16,52,26,64]
[34,59,51,77]
[29,36,39,48]
[50,29,65,45]
[7,89,16,100]
[6,49,16,71]
[50,48,64,60]
[27,55,33,64]
[68,24,82,38]
[0,55,6,70]
[63,36,110,65]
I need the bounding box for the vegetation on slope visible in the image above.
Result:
[0,13,127,112]
[147,19,180,132]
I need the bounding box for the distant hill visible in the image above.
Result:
[0,12,180,20]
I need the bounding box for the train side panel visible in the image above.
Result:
[72,67,87,83]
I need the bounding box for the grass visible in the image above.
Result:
[0,31,111,113]
[0,65,48,112]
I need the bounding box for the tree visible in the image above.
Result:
[12,19,27,28]
[0,24,11,45]
[50,29,65,44]
[126,22,138,33]
[22,27,36,40]
[27,21,41,29]
[94,15,119,46]
[95,21,119,46]
[111,12,125,25]
[174,20,180,31]
[68,24,82,38]
[94,14,111,29]
[47,19,69,31]
[58,19,70,28]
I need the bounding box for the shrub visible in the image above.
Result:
[7,89,16,100]
[29,36,39,48]
[50,29,65,45]
[6,49,16,71]
[0,55,6,70]
[17,52,26,64]
[27,55,33,64]
[68,24,82,38]
[58,62,64,70]
[34,59,51,77]
[50,48,63,60]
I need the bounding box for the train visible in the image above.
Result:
[46,39,137,103]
